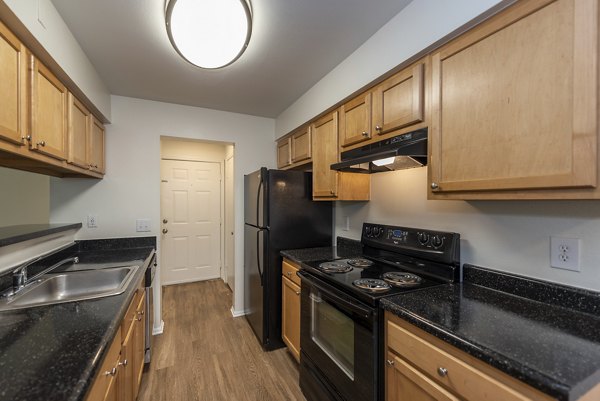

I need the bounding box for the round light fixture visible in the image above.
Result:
[166,0,252,69]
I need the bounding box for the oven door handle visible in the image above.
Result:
[299,271,372,320]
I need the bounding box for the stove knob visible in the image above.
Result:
[372,227,380,237]
[417,232,429,245]
[365,226,372,237]
[431,235,444,248]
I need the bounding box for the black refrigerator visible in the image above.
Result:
[244,168,332,350]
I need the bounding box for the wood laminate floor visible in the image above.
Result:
[138,280,306,401]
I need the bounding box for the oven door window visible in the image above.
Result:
[310,291,355,380]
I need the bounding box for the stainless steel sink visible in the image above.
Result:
[0,266,139,310]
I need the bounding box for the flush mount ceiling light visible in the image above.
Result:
[166,0,252,69]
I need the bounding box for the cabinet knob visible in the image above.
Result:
[437,367,448,377]
[386,359,395,366]
[104,367,117,376]
[375,125,382,131]
[295,291,300,295]
[162,228,168,234]
[118,359,128,367]
[287,271,292,277]
[37,141,45,147]
[163,219,168,224]
[431,182,439,190]
[25,135,31,142]
[361,131,369,137]
[330,190,335,195]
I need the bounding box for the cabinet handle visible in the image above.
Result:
[431,182,439,190]
[375,125,382,131]
[330,190,334,195]
[287,271,292,277]
[361,131,369,137]
[118,359,128,367]
[162,228,168,234]
[37,141,46,147]
[386,359,395,366]
[25,135,31,142]
[104,367,117,376]
[437,367,448,377]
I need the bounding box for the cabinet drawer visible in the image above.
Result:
[282,259,301,286]
[85,330,121,401]
[386,315,554,401]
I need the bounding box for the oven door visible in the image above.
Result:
[299,271,377,401]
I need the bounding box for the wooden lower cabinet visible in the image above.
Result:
[86,286,146,401]
[385,312,557,401]
[281,259,301,362]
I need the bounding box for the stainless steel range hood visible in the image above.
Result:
[331,128,427,173]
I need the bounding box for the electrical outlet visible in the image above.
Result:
[136,219,151,232]
[550,237,580,271]
[87,215,98,228]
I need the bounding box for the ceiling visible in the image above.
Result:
[51,0,413,118]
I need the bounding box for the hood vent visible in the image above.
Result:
[331,128,428,174]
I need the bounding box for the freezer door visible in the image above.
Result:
[244,168,267,227]
[244,223,268,343]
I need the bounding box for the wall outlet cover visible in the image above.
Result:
[87,215,98,228]
[550,237,580,271]
[136,219,151,232]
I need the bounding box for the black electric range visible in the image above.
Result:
[298,223,460,401]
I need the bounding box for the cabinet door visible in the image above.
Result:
[89,116,106,174]
[118,324,135,401]
[430,0,597,193]
[68,93,90,169]
[282,276,301,362]
[30,57,68,160]
[312,111,339,197]
[291,126,311,163]
[340,92,371,148]
[372,62,424,137]
[133,292,146,400]
[0,21,27,146]
[277,137,291,168]
[386,353,459,401]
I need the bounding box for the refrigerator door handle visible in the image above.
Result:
[256,175,264,227]
[256,229,265,286]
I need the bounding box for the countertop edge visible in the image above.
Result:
[0,223,82,248]
[380,296,573,401]
[69,249,155,401]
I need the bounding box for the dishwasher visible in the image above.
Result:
[144,253,157,364]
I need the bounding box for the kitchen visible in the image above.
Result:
[1,0,600,400]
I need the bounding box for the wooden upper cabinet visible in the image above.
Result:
[340,92,372,148]
[30,57,68,160]
[0,21,27,146]
[89,116,106,174]
[312,111,339,197]
[429,0,597,196]
[277,137,291,168]
[372,62,425,137]
[291,126,311,163]
[68,93,90,169]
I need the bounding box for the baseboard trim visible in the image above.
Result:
[152,320,165,335]
[231,306,246,318]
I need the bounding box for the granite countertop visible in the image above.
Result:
[280,237,362,264]
[0,224,82,248]
[380,265,600,401]
[0,238,155,401]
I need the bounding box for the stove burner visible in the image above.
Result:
[318,261,353,273]
[353,278,391,292]
[382,272,423,287]
[346,258,374,267]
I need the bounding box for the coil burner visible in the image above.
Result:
[318,261,353,273]
[346,258,374,268]
[352,278,391,292]
[382,272,423,288]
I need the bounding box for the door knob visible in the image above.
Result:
[162,228,168,234]
[163,219,168,224]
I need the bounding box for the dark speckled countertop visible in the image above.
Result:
[0,237,155,401]
[280,236,362,263]
[380,264,600,401]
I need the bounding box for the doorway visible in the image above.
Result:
[160,138,234,287]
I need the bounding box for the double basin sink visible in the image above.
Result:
[0,265,139,310]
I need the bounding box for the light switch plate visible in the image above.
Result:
[136,219,151,232]
[550,237,580,271]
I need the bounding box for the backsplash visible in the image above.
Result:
[335,167,600,292]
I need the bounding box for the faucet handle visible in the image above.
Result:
[12,268,27,291]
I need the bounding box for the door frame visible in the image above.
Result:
[224,153,235,291]
[160,157,224,285]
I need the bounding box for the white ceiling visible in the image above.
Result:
[51,0,413,118]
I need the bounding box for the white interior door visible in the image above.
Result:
[161,159,221,285]
[224,155,235,292]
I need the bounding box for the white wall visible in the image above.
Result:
[50,95,275,320]
[275,0,503,137]
[4,0,111,119]
[335,168,600,292]
[0,167,49,226]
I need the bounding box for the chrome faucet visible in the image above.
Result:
[12,265,28,293]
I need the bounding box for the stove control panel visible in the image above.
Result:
[361,223,460,266]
